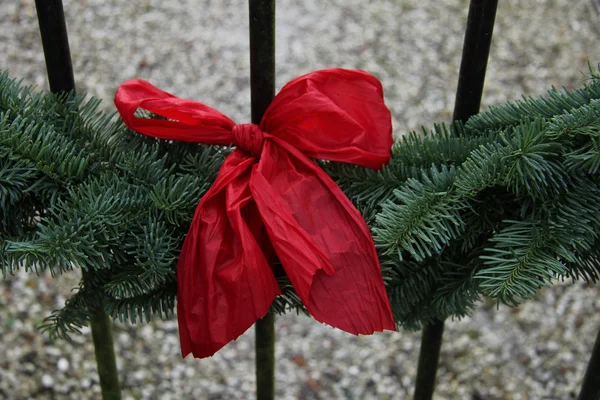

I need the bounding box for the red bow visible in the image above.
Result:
[115,68,396,358]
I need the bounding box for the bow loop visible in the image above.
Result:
[260,68,393,169]
[114,79,235,144]
[232,124,265,157]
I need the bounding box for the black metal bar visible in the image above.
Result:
[249,0,276,125]
[89,302,122,400]
[452,0,499,123]
[413,2,498,399]
[34,0,75,93]
[249,1,276,399]
[413,319,445,400]
[34,2,121,399]
[255,312,276,400]
[577,323,600,400]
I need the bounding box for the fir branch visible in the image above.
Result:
[465,76,600,133]
[476,219,567,306]
[500,118,568,198]
[38,283,93,340]
[105,285,176,325]
[104,218,178,299]
[431,264,480,318]
[374,165,465,261]
[453,141,511,195]
[384,257,443,326]
[150,174,206,226]
[1,114,90,184]
[0,71,33,112]
[562,243,600,283]
[475,178,600,305]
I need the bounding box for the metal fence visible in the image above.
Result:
[26,0,600,399]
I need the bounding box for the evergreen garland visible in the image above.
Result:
[1,66,599,337]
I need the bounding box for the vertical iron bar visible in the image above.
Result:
[249,0,276,124]
[452,0,499,123]
[255,312,276,400]
[34,2,121,399]
[414,1,498,399]
[414,319,445,400]
[577,323,600,400]
[89,302,122,400]
[248,1,276,400]
[34,0,75,93]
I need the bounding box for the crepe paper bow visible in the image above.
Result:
[115,68,396,358]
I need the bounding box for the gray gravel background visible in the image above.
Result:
[1,0,600,399]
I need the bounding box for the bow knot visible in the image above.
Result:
[232,123,265,157]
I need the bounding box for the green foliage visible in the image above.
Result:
[374,165,465,262]
[1,66,600,337]
[368,66,600,327]
[0,70,232,338]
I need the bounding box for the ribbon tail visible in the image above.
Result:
[251,139,396,335]
[178,150,280,358]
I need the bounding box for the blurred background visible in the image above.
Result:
[1,0,600,398]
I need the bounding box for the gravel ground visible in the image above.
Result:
[1,0,600,399]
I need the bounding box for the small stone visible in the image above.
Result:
[41,374,54,388]
[118,332,131,346]
[22,362,36,376]
[45,347,62,357]
[57,358,69,372]
[133,370,147,382]
[140,325,154,339]
[184,366,195,378]
[80,378,92,389]
[56,384,70,394]
[547,341,560,352]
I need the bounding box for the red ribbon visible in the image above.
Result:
[115,68,396,358]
